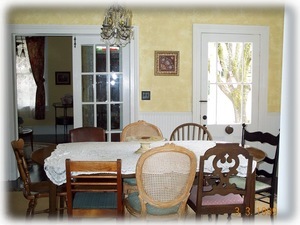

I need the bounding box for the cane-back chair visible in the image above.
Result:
[121,120,164,194]
[125,143,197,220]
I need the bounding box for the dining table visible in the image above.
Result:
[31,140,264,217]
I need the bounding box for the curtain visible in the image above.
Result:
[26,37,45,120]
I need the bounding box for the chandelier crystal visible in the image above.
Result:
[100,5,133,47]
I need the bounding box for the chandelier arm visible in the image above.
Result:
[100,4,133,47]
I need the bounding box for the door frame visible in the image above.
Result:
[192,24,269,135]
[9,24,139,133]
[7,24,139,180]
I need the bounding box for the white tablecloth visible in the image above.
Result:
[44,141,255,185]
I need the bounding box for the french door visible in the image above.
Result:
[73,35,130,141]
[193,25,269,142]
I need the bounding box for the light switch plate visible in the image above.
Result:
[141,91,151,100]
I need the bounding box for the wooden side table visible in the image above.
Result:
[53,103,73,143]
[18,128,34,152]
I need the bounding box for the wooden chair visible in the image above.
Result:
[121,120,164,194]
[65,158,124,218]
[69,127,106,142]
[124,143,197,219]
[187,143,255,221]
[241,123,280,217]
[169,123,212,141]
[11,138,66,218]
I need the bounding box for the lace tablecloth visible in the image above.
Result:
[44,141,255,185]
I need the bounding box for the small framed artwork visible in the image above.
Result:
[55,71,71,85]
[154,51,179,76]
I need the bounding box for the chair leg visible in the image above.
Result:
[59,196,65,217]
[26,199,37,218]
[227,213,231,221]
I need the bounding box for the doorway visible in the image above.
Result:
[15,36,73,143]
[7,25,138,181]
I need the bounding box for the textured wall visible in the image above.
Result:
[7,5,284,112]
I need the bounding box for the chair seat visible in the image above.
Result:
[126,192,180,215]
[29,181,51,193]
[73,192,117,209]
[189,185,243,206]
[229,176,271,191]
[123,178,137,185]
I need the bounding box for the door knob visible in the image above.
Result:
[225,125,234,134]
[202,115,207,120]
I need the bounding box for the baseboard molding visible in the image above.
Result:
[139,112,192,139]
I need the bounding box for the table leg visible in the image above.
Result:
[49,180,57,218]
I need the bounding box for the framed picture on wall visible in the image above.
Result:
[154,51,179,76]
[55,71,71,85]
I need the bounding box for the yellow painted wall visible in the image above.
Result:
[7,5,284,114]
[47,36,73,126]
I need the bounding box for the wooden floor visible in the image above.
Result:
[6,190,276,223]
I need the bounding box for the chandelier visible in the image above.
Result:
[100,4,133,47]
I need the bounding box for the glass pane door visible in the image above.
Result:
[200,33,260,142]
[73,36,129,141]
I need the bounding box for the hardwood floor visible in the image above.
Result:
[6,190,276,222]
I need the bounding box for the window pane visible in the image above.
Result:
[16,38,37,117]
[96,75,107,102]
[81,46,93,72]
[97,104,107,129]
[216,84,241,124]
[110,73,122,102]
[243,84,252,124]
[96,45,106,72]
[110,47,121,72]
[82,104,94,126]
[208,42,217,83]
[82,75,93,102]
[111,104,121,130]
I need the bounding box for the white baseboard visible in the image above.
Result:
[139,112,192,140]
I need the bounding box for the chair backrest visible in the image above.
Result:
[65,159,123,218]
[135,143,197,218]
[241,123,280,181]
[169,123,212,141]
[11,139,32,198]
[120,120,163,142]
[69,127,106,142]
[196,143,254,215]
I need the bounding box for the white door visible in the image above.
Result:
[73,35,130,141]
[193,25,269,142]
